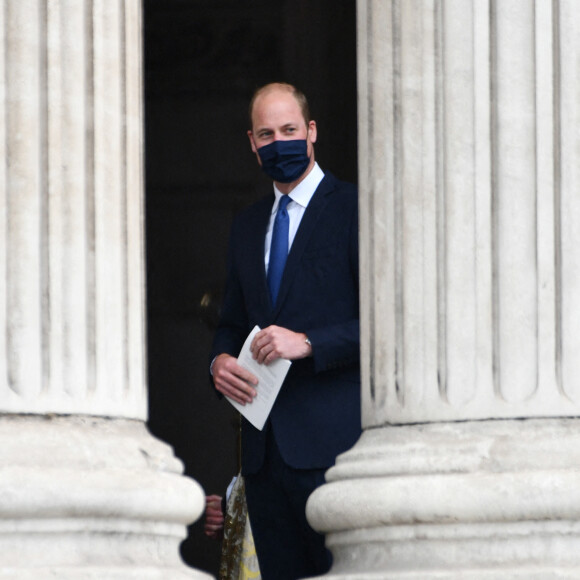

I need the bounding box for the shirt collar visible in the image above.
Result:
[271,162,325,213]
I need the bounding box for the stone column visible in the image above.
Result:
[308,1,580,577]
[0,1,208,578]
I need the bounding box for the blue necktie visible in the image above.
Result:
[267,195,292,305]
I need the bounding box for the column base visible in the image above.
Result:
[0,415,210,579]
[307,418,580,578]
[0,569,211,580]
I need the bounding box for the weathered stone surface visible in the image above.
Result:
[307,1,580,577]
[0,416,209,578]
[309,419,580,577]
[0,1,209,576]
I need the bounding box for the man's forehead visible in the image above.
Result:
[255,86,299,107]
[252,92,304,125]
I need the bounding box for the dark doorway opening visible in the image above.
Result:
[143,1,357,575]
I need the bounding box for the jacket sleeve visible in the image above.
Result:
[304,189,360,374]
[209,216,249,365]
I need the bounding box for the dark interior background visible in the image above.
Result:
[143,1,357,575]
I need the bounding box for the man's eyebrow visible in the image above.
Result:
[254,122,298,135]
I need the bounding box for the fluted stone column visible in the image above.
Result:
[308,1,580,577]
[0,2,209,578]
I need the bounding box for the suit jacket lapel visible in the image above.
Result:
[271,175,334,317]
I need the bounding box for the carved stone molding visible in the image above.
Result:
[0,416,209,579]
[308,418,580,578]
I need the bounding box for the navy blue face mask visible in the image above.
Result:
[257,139,310,183]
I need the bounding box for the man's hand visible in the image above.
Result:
[212,354,258,405]
[250,325,312,364]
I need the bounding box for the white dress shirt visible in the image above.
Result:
[264,162,325,272]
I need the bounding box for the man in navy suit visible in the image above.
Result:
[211,82,361,579]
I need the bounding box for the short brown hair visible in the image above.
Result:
[248,82,311,129]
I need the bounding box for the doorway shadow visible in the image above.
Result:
[144,1,357,575]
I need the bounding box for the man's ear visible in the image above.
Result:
[247,130,258,153]
[308,120,317,144]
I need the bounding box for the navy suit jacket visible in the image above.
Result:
[211,173,361,475]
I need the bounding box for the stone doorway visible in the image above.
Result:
[143,1,357,574]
